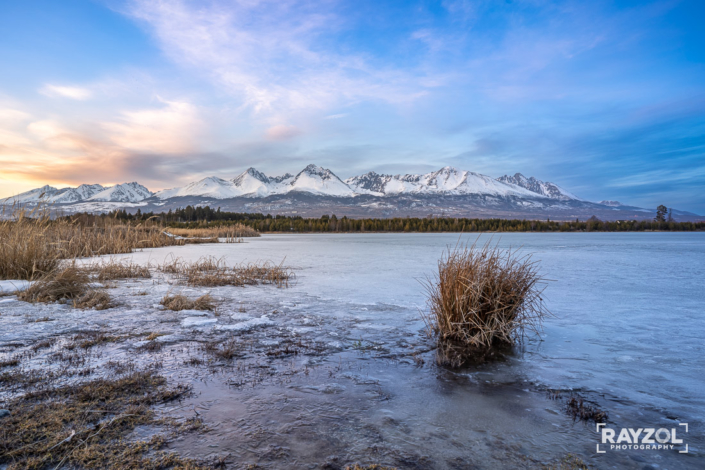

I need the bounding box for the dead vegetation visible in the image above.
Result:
[17,266,89,303]
[203,338,241,361]
[87,259,151,281]
[0,207,182,281]
[73,290,113,310]
[159,256,294,288]
[422,241,548,363]
[0,371,208,470]
[160,293,215,311]
[566,396,608,423]
[167,224,260,241]
[16,265,113,310]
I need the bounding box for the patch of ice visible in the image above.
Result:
[182,317,217,327]
[0,280,32,295]
[216,316,275,332]
[178,309,210,317]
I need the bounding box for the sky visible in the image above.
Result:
[0,0,704,213]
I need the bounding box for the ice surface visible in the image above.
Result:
[1,234,703,469]
[0,280,32,295]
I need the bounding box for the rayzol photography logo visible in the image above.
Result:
[596,423,689,453]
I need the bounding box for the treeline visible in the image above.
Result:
[65,207,705,233]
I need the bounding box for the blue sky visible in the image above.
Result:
[1,0,704,213]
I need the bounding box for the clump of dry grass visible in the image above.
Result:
[17,266,89,303]
[88,259,151,280]
[74,290,113,310]
[422,241,548,357]
[16,265,113,309]
[0,207,182,281]
[160,293,215,311]
[165,256,294,288]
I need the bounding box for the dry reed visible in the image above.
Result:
[166,224,260,241]
[16,264,114,309]
[0,207,182,280]
[160,293,215,311]
[74,290,113,310]
[87,259,151,280]
[162,256,294,288]
[422,241,548,356]
[18,266,89,303]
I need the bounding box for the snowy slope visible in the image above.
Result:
[1,184,105,205]
[87,182,153,202]
[288,164,355,196]
[346,167,540,198]
[497,173,580,200]
[157,177,241,199]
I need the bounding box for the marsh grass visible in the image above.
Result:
[74,290,113,310]
[16,265,114,310]
[160,293,215,312]
[87,259,151,281]
[422,241,548,362]
[167,224,260,241]
[0,371,206,470]
[17,266,89,303]
[163,256,294,288]
[0,207,182,281]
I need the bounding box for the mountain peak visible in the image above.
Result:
[497,173,578,201]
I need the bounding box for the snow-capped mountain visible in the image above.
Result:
[156,165,558,200]
[1,184,105,205]
[346,167,540,198]
[87,182,152,202]
[1,166,581,204]
[289,164,354,196]
[156,164,355,199]
[497,173,579,201]
[4,164,701,221]
[2,182,151,205]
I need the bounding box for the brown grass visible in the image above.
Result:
[88,259,151,280]
[17,266,89,303]
[16,265,113,309]
[164,256,294,288]
[74,290,113,310]
[0,371,205,470]
[422,241,548,355]
[167,224,260,241]
[160,293,215,311]
[0,207,182,281]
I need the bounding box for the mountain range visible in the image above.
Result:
[2,164,701,221]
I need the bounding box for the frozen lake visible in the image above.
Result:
[1,232,703,468]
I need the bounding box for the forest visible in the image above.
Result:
[70,206,705,233]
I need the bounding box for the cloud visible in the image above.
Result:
[123,0,429,118]
[266,124,301,141]
[39,84,93,100]
[102,99,204,153]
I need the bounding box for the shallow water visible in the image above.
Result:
[1,233,703,469]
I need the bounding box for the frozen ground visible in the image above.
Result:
[1,233,703,469]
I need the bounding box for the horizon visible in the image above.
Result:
[1,1,704,212]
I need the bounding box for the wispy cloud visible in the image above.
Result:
[102,99,204,153]
[39,84,93,100]
[123,0,429,119]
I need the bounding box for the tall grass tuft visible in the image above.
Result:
[423,241,548,359]
[18,265,90,303]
